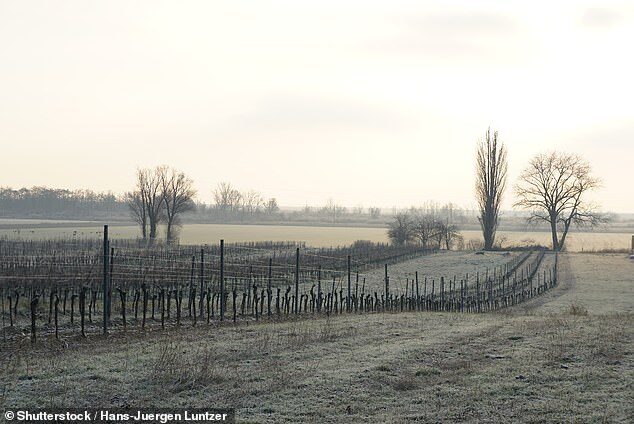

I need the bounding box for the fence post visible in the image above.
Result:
[384,264,389,302]
[108,247,114,320]
[200,248,204,318]
[30,296,39,343]
[355,272,359,312]
[347,255,351,312]
[440,277,445,311]
[476,272,481,313]
[188,255,195,317]
[267,257,272,316]
[415,272,419,311]
[294,248,300,315]
[220,239,225,321]
[317,265,322,313]
[102,225,109,335]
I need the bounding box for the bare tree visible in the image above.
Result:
[126,169,148,239]
[322,199,347,223]
[125,189,147,239]
[127,169,153,240]
[368,207,381,219]
[476,127,508,250]
[431,221,444,249]
[242,190,264,215]
[352,205,364,215]
[142,168,165,241]
[159,166,196,243]
[514,152,603,251]
[413,215,437,249]
[440,220,462,250]
[265,198,279,214]
[213,182,242,214]
[388,213,415,245]
[127,168,164,241]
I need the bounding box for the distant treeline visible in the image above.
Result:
[0,187,125,219]
[1,185,630,231]
[0,185,478,226]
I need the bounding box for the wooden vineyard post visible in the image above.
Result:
[80,286,86,337]
[253,284,259,321]
[200,248,204,318]
[530,270,534,297]
[361,278,366,312]
[493,273,508,308]
[423,277,427,311]
[30,295,39,343]
[220,240,225,321]
[476,272,481,313]
[489,276,494,311]
[175,288,181,324]
[191,288,197,327]
[0,289,4,341]
[151,291,156,320]
[460,280,464,312]
[267,257,272,317]
[347,255,351,312]
[117,287,126,329]
[102,225,109,335]
[142,283,148,329]
[188,255,195,317]
[108,247,114,321]
[294,248,300,315]
[415,272,419,311]
[70,293,77,323]
[232,287,237,323]
[317,265,322,313]
[355,272,359,312]
[166,290,172,319]
[330,277,336,316]
[247,267,252,312]
[54,294,59,339]
[440,277,445,311]
[161,288,166,328]
[384,264,389,306]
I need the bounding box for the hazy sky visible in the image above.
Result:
[1,1,633,212]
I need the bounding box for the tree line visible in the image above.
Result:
[388,213,462,250]
[0,187,123,218]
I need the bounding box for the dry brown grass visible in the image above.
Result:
[567,302,589,316]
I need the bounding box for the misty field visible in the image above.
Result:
[1,222,632,252]
[1,253,632,423]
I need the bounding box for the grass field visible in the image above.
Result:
[358,250,521,293]
[1,253,632,423]
[1,222,632,252]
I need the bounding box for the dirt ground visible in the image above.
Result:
[1,254,632,423]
